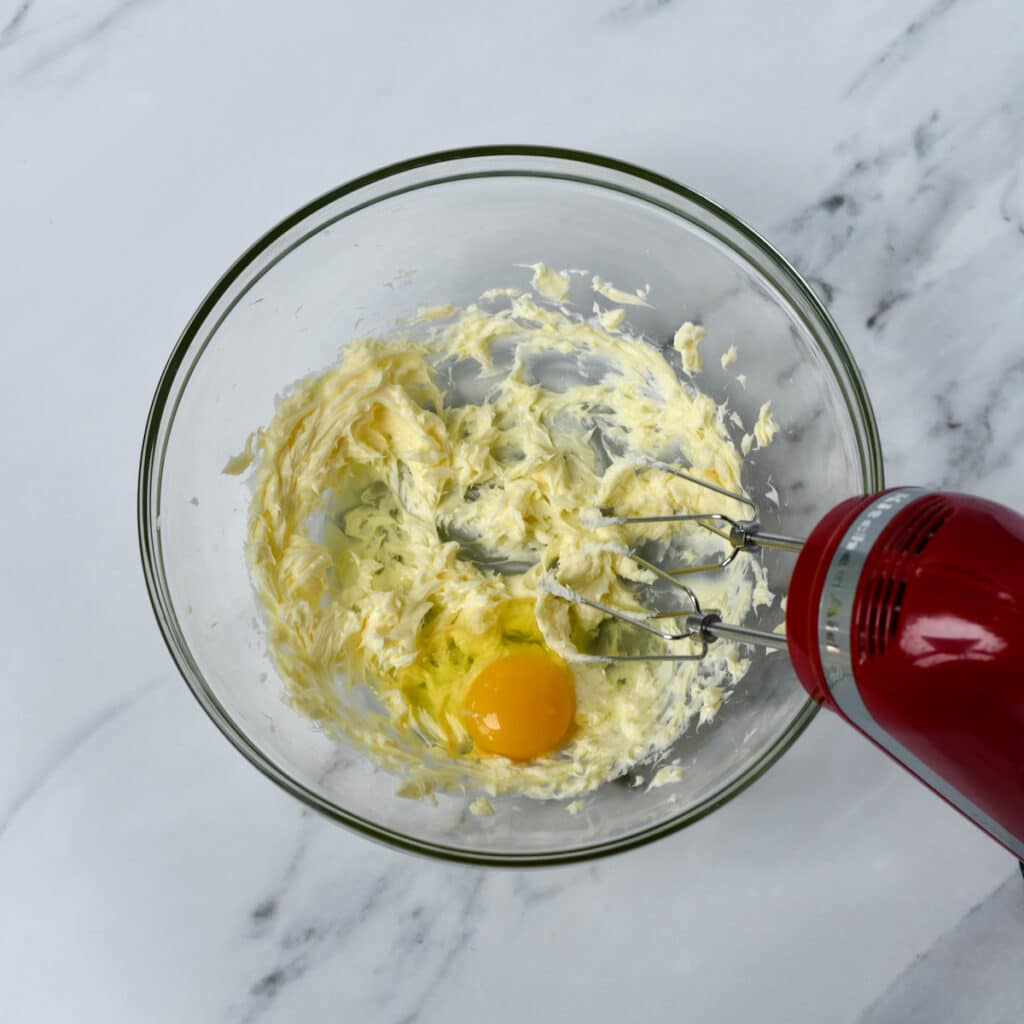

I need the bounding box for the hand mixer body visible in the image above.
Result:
[553,475,1024,858]
[787,488,1024,860]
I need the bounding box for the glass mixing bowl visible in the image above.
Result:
[139,147,883,865]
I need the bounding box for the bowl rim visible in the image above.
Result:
[138,144,885,866]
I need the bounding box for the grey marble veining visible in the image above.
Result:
[860,873,1024,1023]
[0,679,163,841]
[844,0,962,98]
[2,0,1023,1021]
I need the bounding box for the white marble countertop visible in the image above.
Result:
[3,0,1023,1020]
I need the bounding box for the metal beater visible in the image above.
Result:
[543,459,803,661]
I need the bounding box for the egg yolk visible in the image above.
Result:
[462,652,576,762]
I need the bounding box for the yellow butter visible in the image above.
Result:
[241,269,774,801]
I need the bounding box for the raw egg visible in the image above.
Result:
[462,651,576,761]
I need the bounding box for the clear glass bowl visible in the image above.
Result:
[138,147,883,865]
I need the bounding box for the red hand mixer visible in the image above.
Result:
[554,474,1024,862]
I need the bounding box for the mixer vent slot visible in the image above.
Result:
[857,495,953,659]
